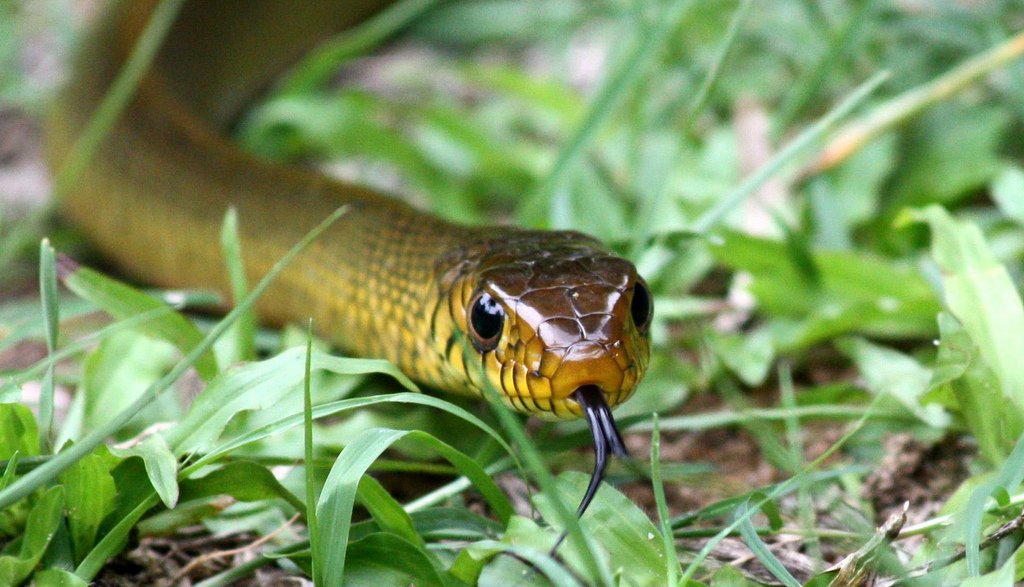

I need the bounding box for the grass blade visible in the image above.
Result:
[650,414,681,584]
[737,499,800,587]
[314,428,509,585]
[963,433,1024,576]
[60,261,219,381]
[810,29,1024,173]
[529,0,695,229]
[0,207,349,512]
[37,239,59,452]
[0,306,175,399]
[466,539,583,586]
[166,349,417,455]
[219,208,256,364]
[303,320,319,584]
[75,493,161,579]
[276,0,440,95]
[680,395,883,582]
[181,392,514,477]
[681,0,752,132]
[691,71,888,234]
[0,0,185,273]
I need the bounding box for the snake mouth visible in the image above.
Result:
[572,385,628,518]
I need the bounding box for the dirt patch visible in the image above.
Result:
[864,433,974,525]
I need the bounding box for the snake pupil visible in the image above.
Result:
[631,280,653,332]
[469,292,504,351]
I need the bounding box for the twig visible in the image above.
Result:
[827,502,907,587]
[170,513,301,582]
[806,30,1024,175]
[886,508,1024,584]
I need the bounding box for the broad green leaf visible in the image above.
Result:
[0,486,64,585]
[342,532,449,587]
[0,403,39,459]
[408,508,501,542]
[167,346,417,454]
[62,263,219,380]
[178,461,305,513]
[314,427,510,586]
[60,450,116,564]
[469,516,580,587]
[839,337,949,427]
[36,513,75,584]
[0,305,176,402]
[928,312,973,391]
[471,543,580,586]
[992,166,1024,226]
[926,312,1021,463]
[905,205,1024,412]
[32,568,90,586]
[81,330,180,436]
[0,452,16,492]
[356,476,422,547]
[710,231,940,350]
[76,492,161,580]
[533,471,669,586]
[710,565,758,586]
[889,105,1008,208]
[76,455,183,579]
[711,327,775,386]
[109,434,179,508]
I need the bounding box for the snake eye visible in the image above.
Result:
[630,280,653,333]
[468,291,504,352]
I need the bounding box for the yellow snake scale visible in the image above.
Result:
[47,1,653,431]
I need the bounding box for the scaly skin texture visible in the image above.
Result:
[47,0,652,419]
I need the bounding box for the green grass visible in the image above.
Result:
[4,0,1024,584]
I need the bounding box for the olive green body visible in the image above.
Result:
[48,0,651,418]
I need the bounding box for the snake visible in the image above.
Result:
[46,0,653,517]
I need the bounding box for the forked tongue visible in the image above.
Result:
[551,386,627,553]
[574,385,628,517]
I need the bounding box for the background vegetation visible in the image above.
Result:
[2,0,1024,584]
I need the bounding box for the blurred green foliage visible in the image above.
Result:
[4,0,1024,584]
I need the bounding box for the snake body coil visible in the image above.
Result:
[47,0,652,422]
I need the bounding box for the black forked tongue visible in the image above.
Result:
[573,385,628,517]
[550,386,627,555]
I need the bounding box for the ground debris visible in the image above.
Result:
[92,527,292,587]
[864,433,973,526]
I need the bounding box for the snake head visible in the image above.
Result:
[435,231,652,419]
